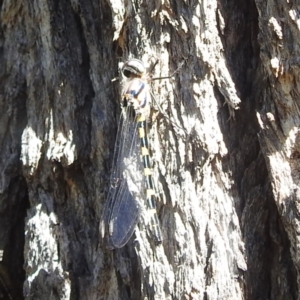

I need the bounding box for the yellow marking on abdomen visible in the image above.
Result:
[146,189,155,197]
[144,168,152,176]
[137,115,146,122]
[141,147,149,155]
[138,127,145,138]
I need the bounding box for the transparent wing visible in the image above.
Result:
[101,105,144,249]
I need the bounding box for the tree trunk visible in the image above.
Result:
[0,0,298,299]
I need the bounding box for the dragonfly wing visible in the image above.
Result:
[107,180,140,248]
[102,106,144,249]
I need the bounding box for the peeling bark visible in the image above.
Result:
[0,0,299,299]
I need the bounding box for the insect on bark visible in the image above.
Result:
[100,58,163,249]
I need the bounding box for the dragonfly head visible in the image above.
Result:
[122,58,146,78]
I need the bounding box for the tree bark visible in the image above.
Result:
[0,0,299,299]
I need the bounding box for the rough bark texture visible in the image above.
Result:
[0,0,299,299]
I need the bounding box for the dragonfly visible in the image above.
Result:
[100,58,163,249]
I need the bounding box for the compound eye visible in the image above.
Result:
[122,58,146,78]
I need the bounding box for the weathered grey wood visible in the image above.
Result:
[0,0,299,299]
[253,1,300,299]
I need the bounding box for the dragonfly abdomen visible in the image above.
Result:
[137,114,163,244]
